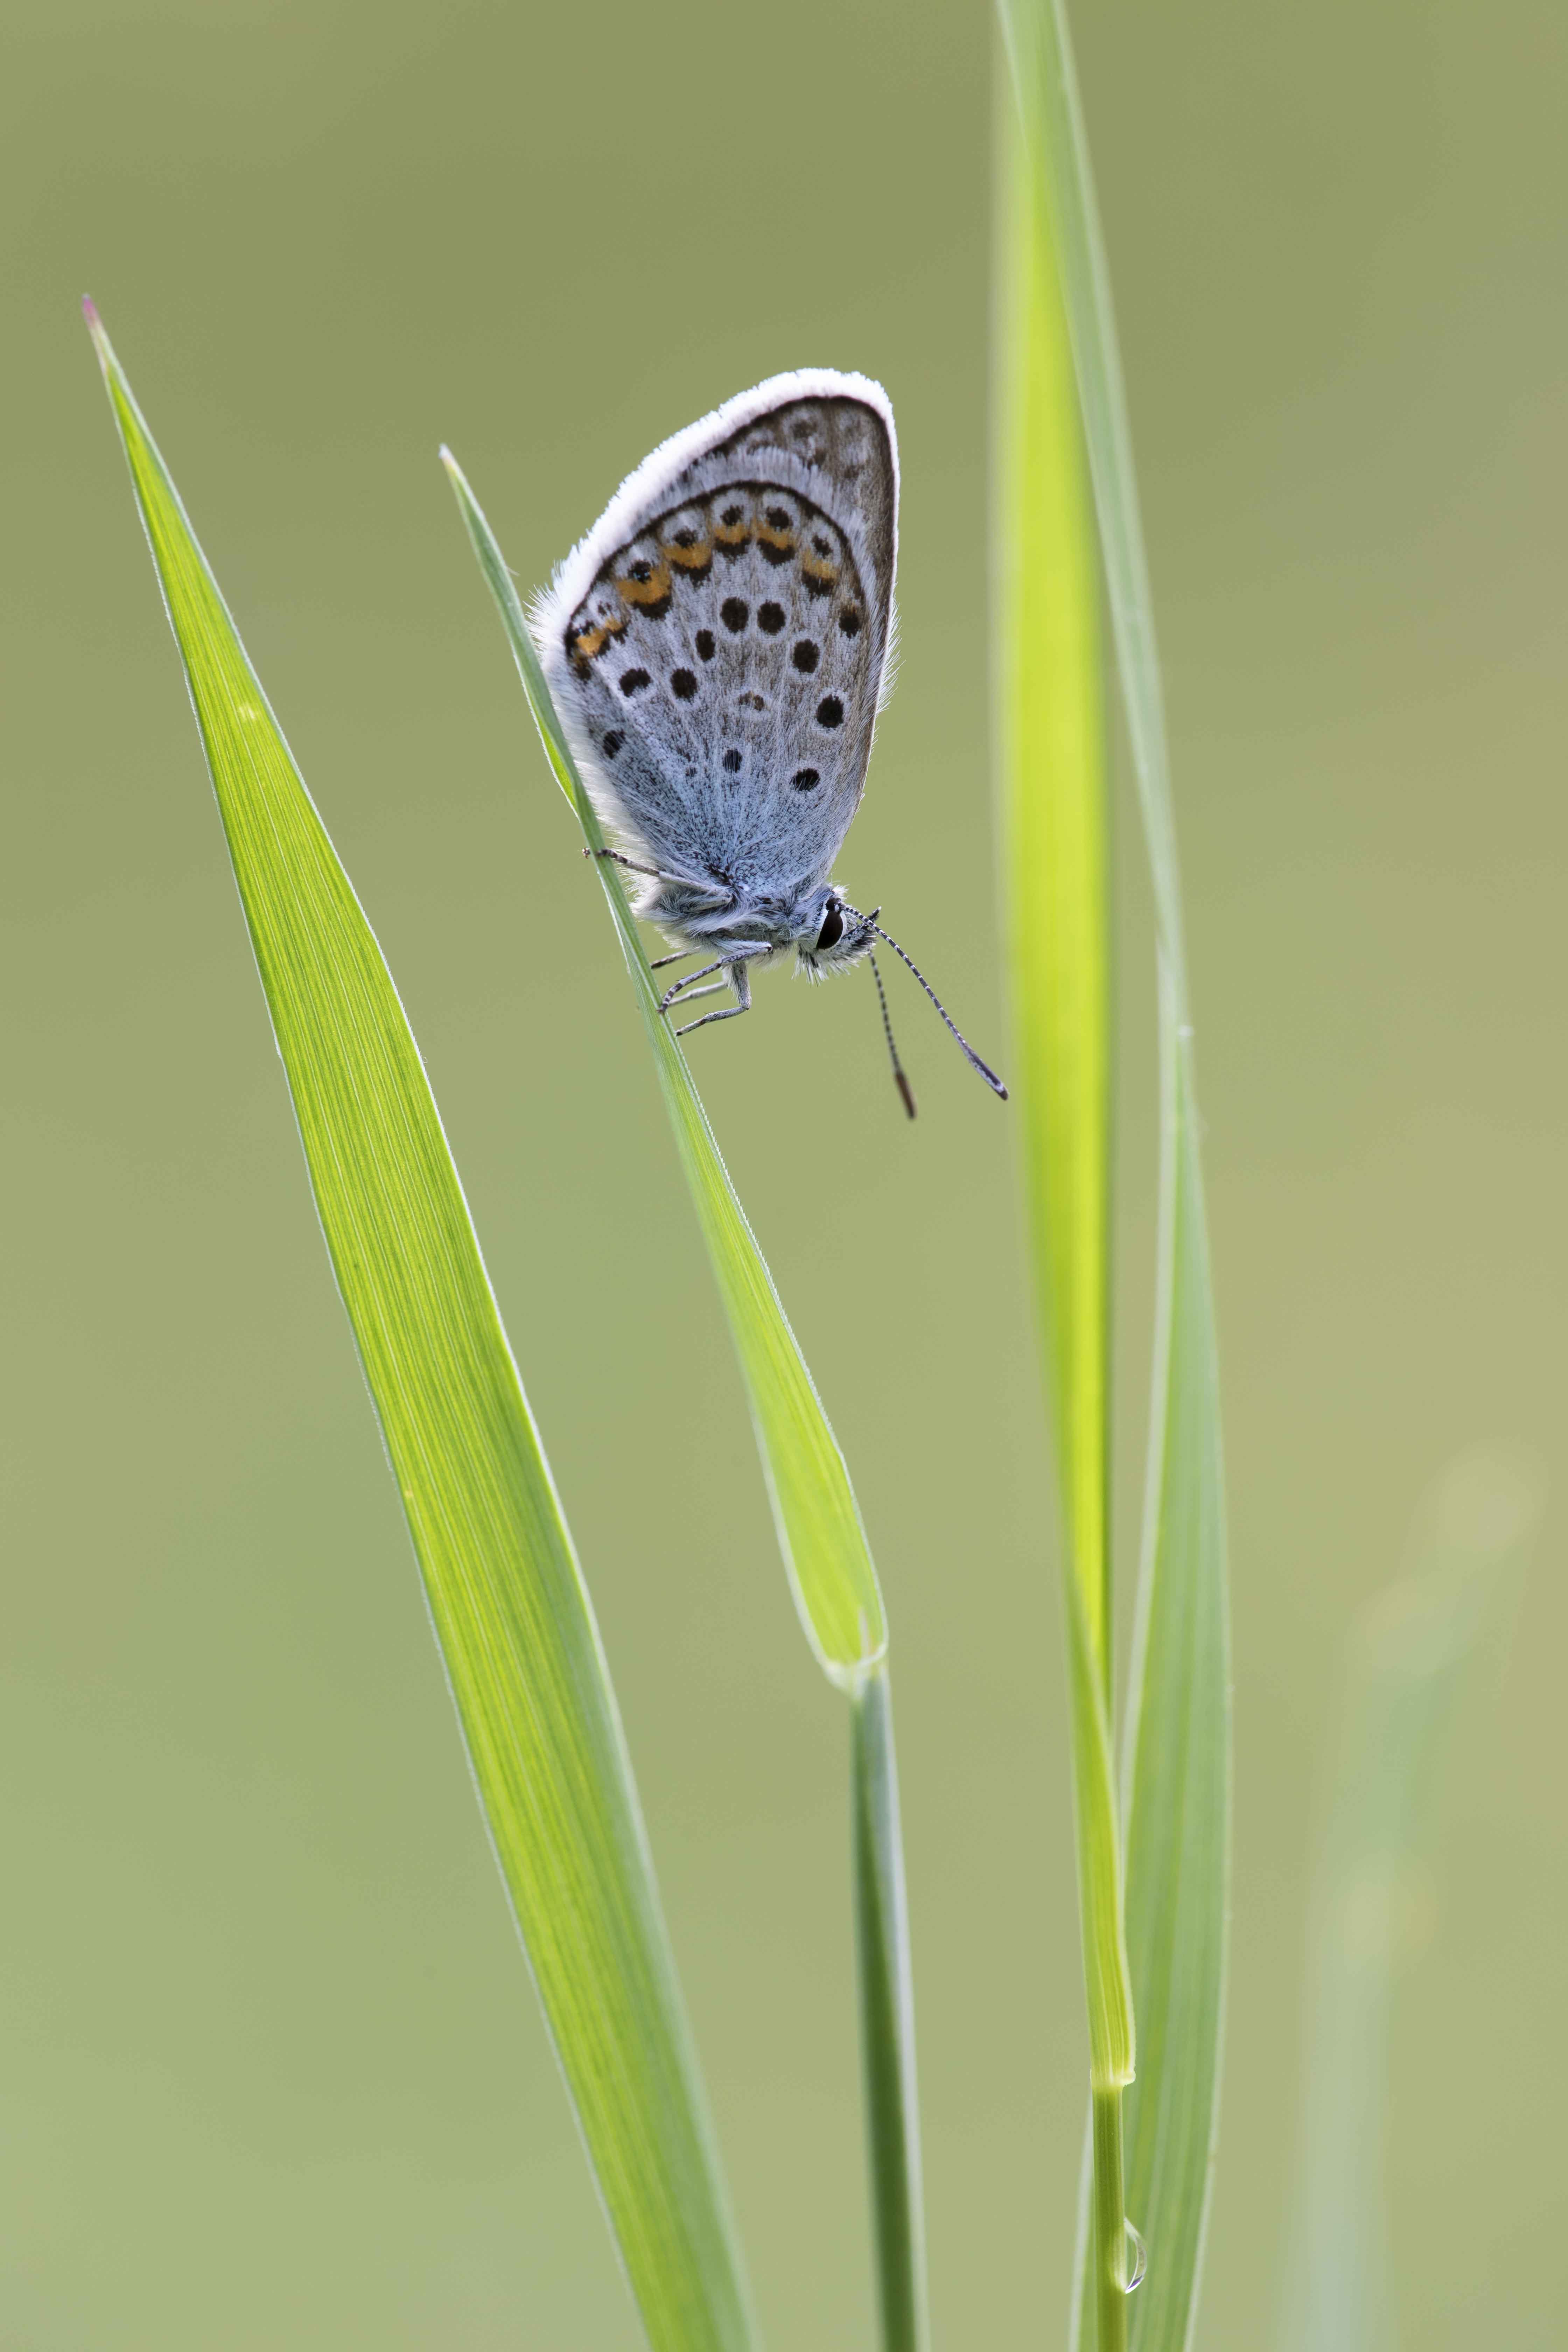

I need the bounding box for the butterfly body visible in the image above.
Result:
[532,373,1007,1106]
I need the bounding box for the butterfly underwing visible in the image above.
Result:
[532,371,1006,1111]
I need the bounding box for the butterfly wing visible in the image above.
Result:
[534,372,898,901]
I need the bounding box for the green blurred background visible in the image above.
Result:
[6,0,1566,2343]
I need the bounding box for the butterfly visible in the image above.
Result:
[533,370,1006,1116]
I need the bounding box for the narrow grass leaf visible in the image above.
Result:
[1113,982,1228,2352]
[996,55,1133,2351]
[851,1664,929,2352]
[444,453,927,2352]
[997,5,1232,2347]
[441,450,886,1690]
[996,0,1185,990]
[86,306,757,2352]
[997,59,1131,2091]
[1279,1449,1540,2352]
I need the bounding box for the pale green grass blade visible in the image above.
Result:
[1279,1449,1540,2352]
[997,5,1231,2347]
[85,306,756,2352]
[440,451,885,1689]
[1113,985,1227,2352]
[996,59,1133,2352]
[443,453,926,2351]
[851,1665,929,2352]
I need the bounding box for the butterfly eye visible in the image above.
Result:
[816,899,846,953]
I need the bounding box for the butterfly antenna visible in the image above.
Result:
[868,950,918,1119]
[844,906,1009,1100]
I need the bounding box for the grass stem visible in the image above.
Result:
[1092,2086,1130,2352]
[851,1662,929,2352]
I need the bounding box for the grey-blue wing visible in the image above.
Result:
[537,388,897,898]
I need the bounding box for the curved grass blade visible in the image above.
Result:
[441,450,886,1691]
[997,4,1232,2346]
[85,304,757,2352]
[443,453,926,2351]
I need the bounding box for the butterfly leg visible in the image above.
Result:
[665,982,729,1011]
[675,957,754,1040]
[659,959,726,1013]
[586,847,722,896]
[584,846,667,881]
[649,948,700,971]
[675,1001,751,1038]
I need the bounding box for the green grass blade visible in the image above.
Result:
[997,5,1232,2346]
[1113,987,1228,2352]
[997,55,1134,2352]
[1279,1449,1540,2352]
[997,52,1113,1701]
[85,304,757,2352]
[997,45,1130,2075]
[996,0,1185,998]
[443,451,926,2348]
[851,1665,929,2352]
[440,450,886,1690]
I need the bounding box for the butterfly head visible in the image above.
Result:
[795,889,877,980]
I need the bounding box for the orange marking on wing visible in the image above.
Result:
[664,535,714,571]
[615,556,673,608]
[571,612,627,663]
